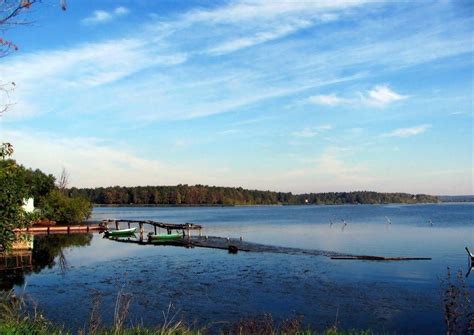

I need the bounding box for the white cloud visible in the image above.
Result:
[0,37,187,119]
[184,0,371,25]
[218,129,241,135]
[82,6,130,25]
[307,85,407,108]
[114,7,130,16]
[364,85,408,107]
[384,124,431,138]
[185,0,373,55]
[316,150,371,183]
[2,0,471,126]
[292,125,332,138]
[282,146,374,191]
[292,128,318,138]
[208,19,312,55]
[308,94,347,106]
[2,130,223,188]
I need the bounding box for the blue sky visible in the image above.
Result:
[0,0,472,195]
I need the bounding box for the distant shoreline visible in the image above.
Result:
[69,186,440,206]
[92,202,460,208]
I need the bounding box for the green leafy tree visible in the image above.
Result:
[0,145,30,251]
[40,189,92,224]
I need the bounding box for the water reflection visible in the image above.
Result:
[0,233,92,290]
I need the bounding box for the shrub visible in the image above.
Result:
[40,190,92,223]
[0,156,30,251]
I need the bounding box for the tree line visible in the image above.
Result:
[67,185,439,206]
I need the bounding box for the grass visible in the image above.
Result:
[442,267,474,334]
[0,290,64,334]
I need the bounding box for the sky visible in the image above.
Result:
[0,0,472,195]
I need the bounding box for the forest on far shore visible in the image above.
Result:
[67,185,439,206]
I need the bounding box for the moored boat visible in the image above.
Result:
[148,232,182,242]
[104,227,137,237]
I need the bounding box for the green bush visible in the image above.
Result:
[0,157,30,251]
[40,190,92,223]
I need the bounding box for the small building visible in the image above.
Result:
[22,198,35,213]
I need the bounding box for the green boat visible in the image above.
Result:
[104,227,137,237]
[148,232,182,242]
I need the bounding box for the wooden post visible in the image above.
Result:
[154,225,157,235]
[128,222,131,229]
[87,224,90,232]
[139,223,144,241]
[47,226,50,235]
[67,225,71,234]
[115,221,119,230]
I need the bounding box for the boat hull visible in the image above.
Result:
[148,233,182,242]
[104,228,137,237]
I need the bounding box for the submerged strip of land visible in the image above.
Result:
[68,185,439,206]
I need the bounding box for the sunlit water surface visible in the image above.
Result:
[5,204,474,334]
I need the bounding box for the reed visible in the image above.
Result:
[442,267,474,334]
[0,290,65,334]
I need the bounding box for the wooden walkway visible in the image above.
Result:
[11,219,434,262]
[104,235,433,261]
[13,224,101,235]
[100,219,203,239]
[12,220,202,237]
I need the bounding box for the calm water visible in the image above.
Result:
[3,204,473,334]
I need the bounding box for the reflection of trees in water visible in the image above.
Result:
[0,234,93,290]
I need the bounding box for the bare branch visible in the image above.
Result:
[0,81,15,114]
[57,167,70,191]
[0,0,39,25]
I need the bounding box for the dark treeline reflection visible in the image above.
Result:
[68,185,439,206]
[0,234,92,290]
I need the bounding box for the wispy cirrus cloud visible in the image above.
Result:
[82,6,130,25]
[183,0,371,25]
[1,0,471,125]
[208,19,312,55]
[383,124,431,138]
[0,37,187,119]
[308,94,348,106]
[292,125,332,138]
[308,85,407,108]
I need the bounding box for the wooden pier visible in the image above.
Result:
[100,219,203,241]
[10,219,435,263]
[11,220,202,238]
[13,224,102,235]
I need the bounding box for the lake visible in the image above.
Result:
[2,204,473,334]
